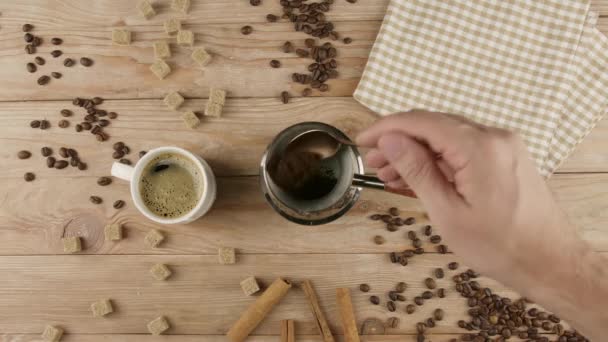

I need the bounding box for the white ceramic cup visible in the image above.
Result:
[111,146,217,224]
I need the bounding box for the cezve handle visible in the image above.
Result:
[352,174,417,198]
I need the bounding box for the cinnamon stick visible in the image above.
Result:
[302,280,335,342]
[336,287,360,342]
[280,319,295,342]
[227,277,292,342]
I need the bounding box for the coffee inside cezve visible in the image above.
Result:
[270,151,337,201]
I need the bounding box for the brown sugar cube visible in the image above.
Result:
[164,91,185,110]
[204,101,223,118]
[62,236,82,253]
[150,263,173,280]
[218,246,236,264]
[209,88,227,106]
[145,229,165,248]
[150,60,171,80]
[90,299,114,317]
[137,0,156,19]
[42,325,64,342]
[104,223,123,241]
[153,41,171,59]
[148,316,170,335]
[240,276,260,296]
[181,111,201,129]
[172,0,191,13]
[112,29,132,45]
[164,18,182,35]
[191,47,212,67]
[176,30,194,47]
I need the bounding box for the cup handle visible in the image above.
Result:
[111,162,134,182]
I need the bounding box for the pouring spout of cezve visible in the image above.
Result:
[267,130,417,198]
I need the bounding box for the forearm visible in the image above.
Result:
[500,225,608,340]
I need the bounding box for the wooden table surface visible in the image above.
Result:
[1,1,607,341]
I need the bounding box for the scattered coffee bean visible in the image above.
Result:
[403,249,414,258]
[282,41,294,53]
[413,238,422,248]
[436,288,445,298]
[414,247,425,254]
[389,252,398,263]
[396,294,406,301]
[305,38,316,48]
[41,147,52,157]
[422,290,434,300]
[343,37,352,44]
[51,37,63,45]
[388,291,398,301]
[319,84,329,92]
[24,172,35,182]
[414,296,424,306]
[46,156,56,168]
[386,223,397,232]
[423,225,432,236]
[302,88,312,97]
[112,150,125,159]
[17,150,32,159]
[448,262,459,270]
[373,235,385,245]
[250,0,261,5]
[51,72,62,79]
[22,24,34,32]
[396,281,407,293]
[270,59,281,68]
[359,283,370,292]
[69,157,79,167]
[27,63,37,73]
[437,245,448,254]
[80,57,93,67]
[426,318,436,328]
[39,120,50,129]
[381,214,391,223]
[267,14,278,22]
[433,308,444,321]
[54,160,69,169]
[296,48,310,57]
[434,268,444,279]
[407,230,417,240]
[399,257,408,266]
[387,301,396,312]
[404,217,416,225]
[30,120,41,128]
[98,119,110,127]
[77,162,87,170]
[25,44,36,54]
[24,33,34,42]
[92,97,103,105]
[97,176,112,186]
[50,50,62,58]
[139,151,147,158]
[416,322,426,334]
[549,314,560,323]
[64,58,75,67]
[406,304,416,314]
[370,295,380,305]
[108,112,118,119]
[241,25,253,35]
[32,36,42,47]
[113,200,125,209]
[58,147,69,158]
[37,75,50,85]
[81,122,92,130]
[280,91,289,104]
[90,195,102,204]
[119,158,131,165]
[386,317,399,329]
[430,235,442,244]
[33,57,45,66]
[58,120,69,128]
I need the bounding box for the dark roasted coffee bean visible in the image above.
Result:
[24,33,34,42]
[448,262,459,270]
[467,297,478,307]
[359,283,370,292]
[548,314,560,323]
[54,160,69,169]
[108,112,118,119]
[64,58,75,67]
[395,281,407,293]
[416,322,426,334]
[81,122,92,130]
[25,44,36,54]
[501,328,512,338]
[98,119,110,127]
[430,235,442,244]
[295,48,309,57]
[37,75,50,85]
[39,120,50,129]
[386,317,399,329]
[329,31,339,40]
[343,37,353,44]
[388,291,398,301]
[41,147,52,157]
[407,230,417,240]
[269,59,281,68]
[370,295,380,305]
[113,200,125,209]
[250,0,261,5]
[77,161,87,170]
[436,288,445,298]
[67,148,78,158]
[386,223,397,232]
[58,147,69,158]
[266,14,278,22]
[32,36,42,47]
[112,142,125,151]
[27,63,37,73]
[434,268,444,279]
[406,304,416,314]
[541,322,552,331]
[24,172,35,182]
[46,156,56,168]
[281,41,293,53]
[373,235,385,245]
[389,252,398,263]
[305,38,316,48]
[51,37,63,45]
[302,88,312,97]
[70,157,79,167]
[403,249,414,258]
[387,301,396,312]
[85,115,97,123]
[90,195,102,204]
[17,150,32,159]
[50,50,62,58]
[34,56,45,66]
[51,72,62,79]
[112,150,125,159]
[433,308,444,321]
[414,296,424,306]
[96,110,107,117]
[80,57,93,67]
[422,290,433,299]
[280,91,289,104]
[414,247,424,254]
[22,24,34,32]
[60,109,72,117]
[90,96,103,105]
[119,158,131,165]
[58,119,69,128]
[437,244,448,254]
[413,238,422,248]
[426,318,435,328]
[422,225,432,236]
[241,25,253,35]
[399,256,408,266]
[319,84,329,92]
[30,120,41,128]
[404,217,416,225]
[310,80,321,88]
[396,294,405,301]
[97,176,112,186]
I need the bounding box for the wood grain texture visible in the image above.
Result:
[0,254,567,335]
[0,174,606,255]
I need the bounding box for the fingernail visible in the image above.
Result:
[378,134,406,161]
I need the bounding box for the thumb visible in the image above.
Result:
[377,132,463,210]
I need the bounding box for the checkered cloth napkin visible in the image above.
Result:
[354,0,608,176]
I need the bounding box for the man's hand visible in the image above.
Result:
[356,111,607,340]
